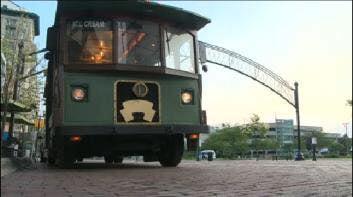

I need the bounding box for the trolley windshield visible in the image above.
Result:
[65,19,195,73]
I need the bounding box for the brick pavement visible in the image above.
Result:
[1,159,352,197]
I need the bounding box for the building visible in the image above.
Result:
[1,52,6,88]
[293,125,341,141]
[268,120,341,144]
[323,132,341,141]
[1,0,40,110]
[1,0,40,147]
[268,119,294,144]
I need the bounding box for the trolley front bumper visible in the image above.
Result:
[56,124,209,136]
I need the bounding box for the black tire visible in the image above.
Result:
[40,156,47,163]
[104,155,114,164]
[47,149,56,166]
[158,134,184,167]
[56,145,75,168]
[113,156,123,164]
[40,151,47,163]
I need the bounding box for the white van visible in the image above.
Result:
[200,150,216,160]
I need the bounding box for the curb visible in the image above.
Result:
[1,158,17,177]
[11,157,38,170]
[1,157,37,177]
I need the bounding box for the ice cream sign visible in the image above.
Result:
[71,20,106,28]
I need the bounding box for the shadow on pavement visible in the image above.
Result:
[45,160,165,170]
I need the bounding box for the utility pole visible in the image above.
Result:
[312,137,317,161]
[294,82,304,160]
[8,40,25,141]
[343,123,349,156]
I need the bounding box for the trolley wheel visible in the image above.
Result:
[104,155,114,164]
[113,156,123,164]
[56,146,75,168]
[158,134,184,167]
[47,149,56,166]
[40,156,47,163]
[40,151,47,163]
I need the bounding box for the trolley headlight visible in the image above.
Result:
[181,90,194,104]
[72,87,86,101]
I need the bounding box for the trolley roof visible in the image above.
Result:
[55,1,211,30]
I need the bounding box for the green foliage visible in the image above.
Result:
[338,135,352,155]
[202,114,279,159]
[243,114,268,138]
[202,126,249,159]
[262,138,280,150]
[301,132,334,151]
[328,141,345,155]
[322,154,340,158]
[201,114,350,159]
[182,151,197,160]
[244,114,274,158]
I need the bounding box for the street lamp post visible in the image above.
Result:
[343,123,349,156]
[294,82,304,161]
[312,137,317,161]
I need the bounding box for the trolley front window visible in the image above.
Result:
[66,20,113,64]
[117,19,161,66]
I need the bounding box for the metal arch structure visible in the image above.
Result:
[198,41,295,107]
[198,41,304,160]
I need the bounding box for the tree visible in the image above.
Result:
[243,114,268,159]
[328,141,345,156]
[263,138,280,152]
[338,134,352,156]
[282,143,295,159]
[1,13,43,146]
[202,126,250,159]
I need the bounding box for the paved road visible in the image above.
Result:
[1,159,352,197]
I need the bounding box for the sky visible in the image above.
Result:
[13,1,352,137]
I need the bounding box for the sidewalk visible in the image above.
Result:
[1,158,17,177]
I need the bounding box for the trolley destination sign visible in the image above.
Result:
[71,20,106,28]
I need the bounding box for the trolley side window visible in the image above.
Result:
[165,27,195,73]
[116,20,161,67]
[66,20,113,64]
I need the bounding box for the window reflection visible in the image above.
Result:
[165,27,195,73]
[66,20,113,64]
[117,20,161,66]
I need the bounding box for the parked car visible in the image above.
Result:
[294,152,305,160]
[200,150,216,160]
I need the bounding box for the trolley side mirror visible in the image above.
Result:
[199,42,208,73]
[202,65,208,72]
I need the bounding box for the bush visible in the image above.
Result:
[182,151,197,160]
[322,154,340,158]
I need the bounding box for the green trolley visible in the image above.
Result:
[43,1,210,168]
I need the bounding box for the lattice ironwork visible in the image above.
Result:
[198,41,295,107]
